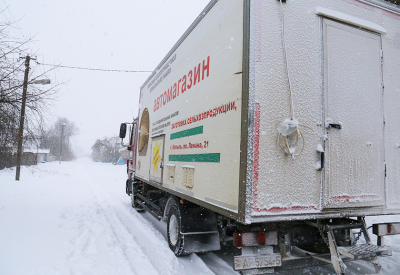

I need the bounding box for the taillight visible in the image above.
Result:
[259,232,265,245]
[373,222,400,236]
[233,231,277,247]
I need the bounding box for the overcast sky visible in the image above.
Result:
[2,0,210,156]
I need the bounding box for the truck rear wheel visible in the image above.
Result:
[167,205,188,256]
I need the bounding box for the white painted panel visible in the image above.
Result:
[382,11,400,209]
[247,0,400,222]
[323,19,385,208]
[250,0,321,216]
[135,0,243,211]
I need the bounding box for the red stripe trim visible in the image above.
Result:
[329,194,381,203]
[253,206,318,213]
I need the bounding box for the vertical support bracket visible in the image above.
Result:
[327,229,347,274]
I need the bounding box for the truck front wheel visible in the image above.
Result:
[167,205,188,256]
[130,181,144,212]
[131,193,144,212]
[126,179,132,195]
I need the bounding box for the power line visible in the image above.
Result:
[35,61,152,73]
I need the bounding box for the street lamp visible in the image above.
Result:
[33,79,51,85]
[15,55,51,181]
[59,123,66,164]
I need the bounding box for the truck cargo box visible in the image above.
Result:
[133,0,400,224]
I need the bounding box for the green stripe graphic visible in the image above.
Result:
[170,126,203,140]
[169,153,220,163]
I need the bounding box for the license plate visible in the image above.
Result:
[234,254,282,271]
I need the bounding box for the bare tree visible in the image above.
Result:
[91,136,123,163]
[0,11,61,168]
[40,117,79,161]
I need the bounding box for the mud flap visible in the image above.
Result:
[165,197,220,253]
[181,232,220,253]
[180,205,220,253]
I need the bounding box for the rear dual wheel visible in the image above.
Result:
[167,205,187,256]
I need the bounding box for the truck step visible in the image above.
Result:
[338,244,391,260]
[136,200,163,220]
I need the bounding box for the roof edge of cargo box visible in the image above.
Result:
[358,0,400,15]
[238,0,251,224]
[140,0,219,91]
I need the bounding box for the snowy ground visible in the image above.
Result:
[0,158,399,275]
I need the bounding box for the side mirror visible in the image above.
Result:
[119,123,127,138]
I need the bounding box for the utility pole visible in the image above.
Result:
[59,124,66,164]
[15,56,49,180]
[15,55,34,181]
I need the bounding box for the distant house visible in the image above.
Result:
[0,145,37,168]
[24,149,54,163]
[116,157,125,165]
[0,147,54,169]
[0,145,13,170]
[0,145,13,153]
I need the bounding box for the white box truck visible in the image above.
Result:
[119,0,400,273]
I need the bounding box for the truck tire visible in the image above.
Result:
[126,179,131,195]
[130,181,144,212]
[167,205,188,256]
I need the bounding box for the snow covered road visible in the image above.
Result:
[0,158,236,275]
[0,158,399,275]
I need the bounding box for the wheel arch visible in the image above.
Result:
[163,196,180,221]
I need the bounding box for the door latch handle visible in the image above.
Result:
[316,144,324,171]
[320,152,324,170]
[329,123,342,129]
[325,118,342,129]
[160,162,163,169]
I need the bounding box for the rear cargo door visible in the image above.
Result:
[150,135,165,184]
[323,19,385,208]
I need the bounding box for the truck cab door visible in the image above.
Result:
[129,119,138,172]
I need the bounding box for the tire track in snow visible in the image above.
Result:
[77,165,160,275]
[82,163,218,275]
[78,164,196,275]
[88,162,389,275]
